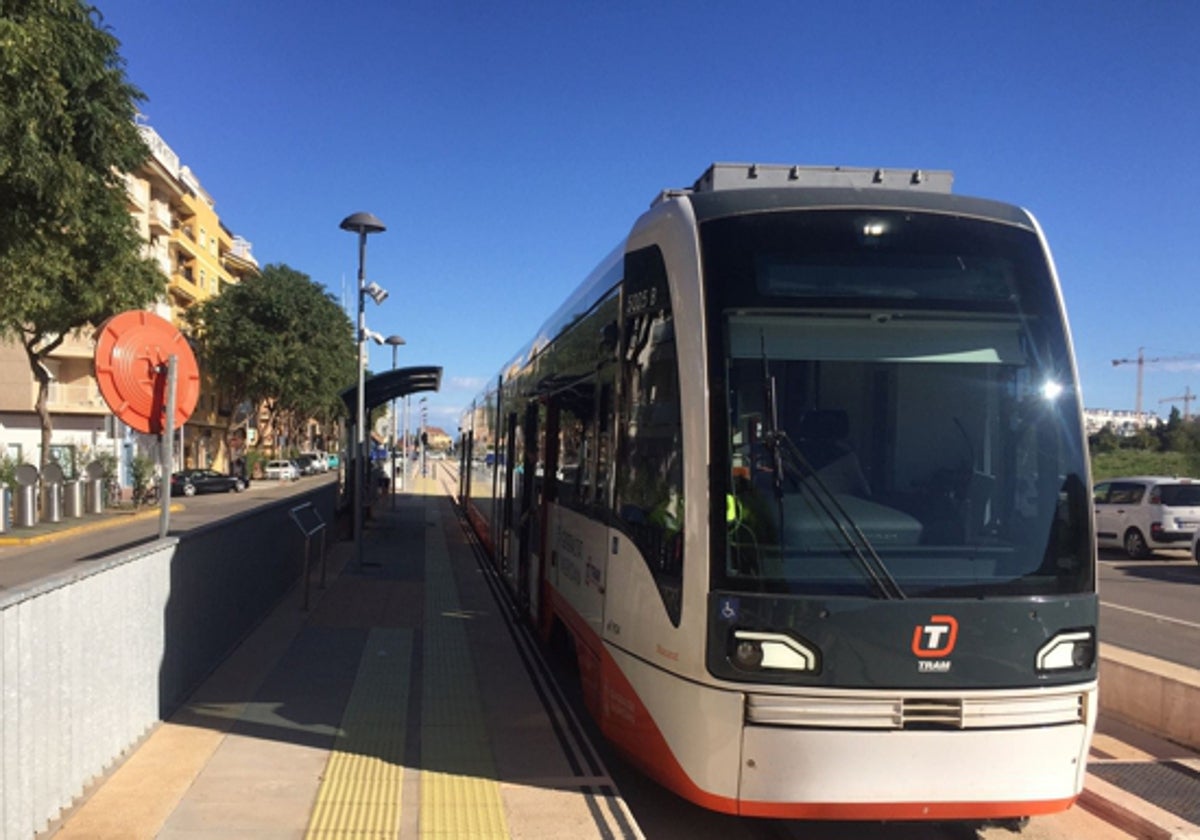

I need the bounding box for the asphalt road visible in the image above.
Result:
[1098,546,1200,669]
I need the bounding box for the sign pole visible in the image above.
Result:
[159,355,177,539]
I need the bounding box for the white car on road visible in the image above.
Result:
[264,460,299,481]
[1094,476,1200,558]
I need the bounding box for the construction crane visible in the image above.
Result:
[1159,386,1196,421]
[1112,348,1200,418]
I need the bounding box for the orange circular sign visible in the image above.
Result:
[94,311,200,434]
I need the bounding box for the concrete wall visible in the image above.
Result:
[1099,643,1200,752]
[0,484,336,839]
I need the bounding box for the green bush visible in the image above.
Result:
[0,453,17,491]
[130,455,156,507]
[92,451,118,483]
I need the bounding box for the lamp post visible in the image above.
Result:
[340,211,386,570]
[385,334,405,504]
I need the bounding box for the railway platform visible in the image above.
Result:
[44,470,639,839]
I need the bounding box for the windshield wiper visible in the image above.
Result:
[757,334,904,599]
[763,426,906,600]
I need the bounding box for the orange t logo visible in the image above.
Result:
[912,615,958,658]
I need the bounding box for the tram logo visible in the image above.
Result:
[911,614,959,659]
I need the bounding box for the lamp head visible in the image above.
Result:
[364,282,389,305]
[339,211,386,235]
[384,335,406,347]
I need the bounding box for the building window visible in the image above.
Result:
[47,444,77,479]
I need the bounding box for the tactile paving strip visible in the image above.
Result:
[1089,761,1200,825]
[421,504,509,838]
[306,628,413,839]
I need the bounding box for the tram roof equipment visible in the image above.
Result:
[654,162,954,207]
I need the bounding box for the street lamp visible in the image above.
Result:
[385,334,405,503]
[340,211,386,570]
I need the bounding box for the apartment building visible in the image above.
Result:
[0,124,258,483]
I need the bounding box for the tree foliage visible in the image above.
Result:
[0,0,164,469]
[184,263,356,448]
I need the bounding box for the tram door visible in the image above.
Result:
[500,416,518,580]
[516,401,551,621]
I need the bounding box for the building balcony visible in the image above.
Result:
[45,333,96,360]
[173,226,201,258]
[123,173,147,211]
[169,274,199,305]
[47,380,109,414]
[149,199,172,234]
[147,241,171,276]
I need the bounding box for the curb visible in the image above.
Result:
[1081,772,1200,840]
[0,504,184,547]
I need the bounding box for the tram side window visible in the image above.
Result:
[556,400,594,510]
[615,245,684,625]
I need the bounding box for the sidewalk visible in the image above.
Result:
[47,472,640,839]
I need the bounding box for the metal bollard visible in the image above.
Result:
[15,484,36,527]
[86,478,105,513]
[42,483,62,523]
[64,480,83,518]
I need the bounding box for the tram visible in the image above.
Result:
[458,163,1096,821]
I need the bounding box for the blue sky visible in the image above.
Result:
[94,1,1200,431]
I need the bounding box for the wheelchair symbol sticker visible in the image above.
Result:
[719,597,739,622]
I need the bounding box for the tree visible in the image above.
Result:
[184,264,356,454]
[0,1,164,471]
[1088,423,1121,455]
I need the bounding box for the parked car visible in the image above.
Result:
[1093,476,1200,558]
[299,451,329,473]
[1192,529,1200,566]
[264,460,299,481]
[170,468,245,497]
[293,454,320,476]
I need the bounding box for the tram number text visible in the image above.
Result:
[625,287,658,315]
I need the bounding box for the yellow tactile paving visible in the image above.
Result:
[420,771,509,836]
[305,628,413,840]
[421,502,510,839]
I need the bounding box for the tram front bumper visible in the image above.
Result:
[738,722,1090,820]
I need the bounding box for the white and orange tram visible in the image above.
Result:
[458,163,1096,822]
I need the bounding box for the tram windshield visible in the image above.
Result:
[703,209,1093,598]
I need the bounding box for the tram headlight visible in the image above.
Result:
[734,638,764,670]
[731,630,820,673]
[1036,629,1095,672]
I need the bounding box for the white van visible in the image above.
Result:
[1093,476,1200,557]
